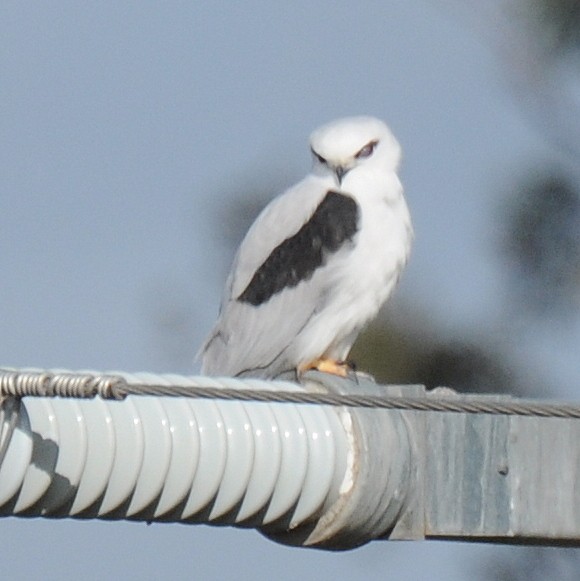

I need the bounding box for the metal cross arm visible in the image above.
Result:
[0,367,579,550]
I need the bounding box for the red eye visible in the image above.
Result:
[355,140,378,159]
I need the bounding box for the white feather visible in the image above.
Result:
[200,116,413,378]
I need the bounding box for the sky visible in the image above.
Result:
[1,1,577,579]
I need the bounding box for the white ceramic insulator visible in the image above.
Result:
[0,372,349,530]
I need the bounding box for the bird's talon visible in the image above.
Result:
[300,358,352,378]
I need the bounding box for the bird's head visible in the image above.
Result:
[309,116,401,186]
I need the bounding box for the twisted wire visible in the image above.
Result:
[1,368,580,419]
[0,369,124,400]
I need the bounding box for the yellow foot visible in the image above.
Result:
[299,357,351,378]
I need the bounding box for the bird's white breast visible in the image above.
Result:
[289,169,412,364]
[339,188,409,312]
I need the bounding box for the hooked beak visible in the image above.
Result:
[334,165,349,185]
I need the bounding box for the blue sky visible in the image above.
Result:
[1,2,576,579]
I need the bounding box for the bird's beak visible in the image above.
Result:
[335,165,349,185]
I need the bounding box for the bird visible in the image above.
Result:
[200,115,413,380]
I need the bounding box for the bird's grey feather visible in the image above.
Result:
[201,175,340,377]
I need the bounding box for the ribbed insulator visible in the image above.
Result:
[0,372,348,530]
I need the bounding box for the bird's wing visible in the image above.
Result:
[201,280,323,376]
[226,175,331,299]
[201,176,360,377]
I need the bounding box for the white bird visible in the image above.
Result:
[200,116,413,380]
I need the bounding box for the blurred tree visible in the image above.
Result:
[351,317,526,395]
[500,170,580,316]
[525,0,580,54]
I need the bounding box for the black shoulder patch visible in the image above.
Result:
[237,191,359,306]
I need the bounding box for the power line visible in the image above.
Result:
[1,367,580,419]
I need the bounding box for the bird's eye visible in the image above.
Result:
[355,140,378,159]
[311,148,327,165]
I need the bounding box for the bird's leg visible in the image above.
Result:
[299,357,352,378]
